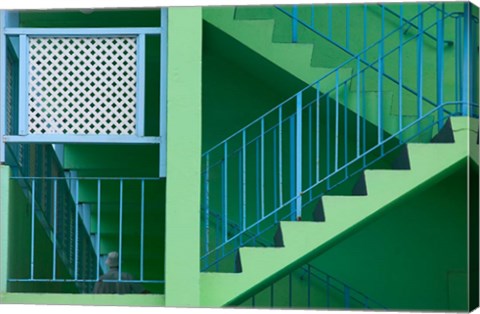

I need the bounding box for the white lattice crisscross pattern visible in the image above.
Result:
[28,36,138,135]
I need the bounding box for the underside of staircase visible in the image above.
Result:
[203,6,435,141]
[200,117,478,307]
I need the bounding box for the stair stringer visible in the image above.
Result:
[199,117,473,307]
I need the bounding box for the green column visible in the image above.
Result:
[164,7,202,307]
[0,166,11,295]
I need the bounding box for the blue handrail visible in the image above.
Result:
[200,4,477,273]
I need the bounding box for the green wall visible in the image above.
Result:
[237,161,470,311]
[164,7,203,307]
[313,161,469,311]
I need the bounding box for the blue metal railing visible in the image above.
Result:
[200,3,478,271]
[8,176,165,293]
[243,262,387,309]
[275,4,445,110]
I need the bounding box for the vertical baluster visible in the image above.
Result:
[344,81,348,176]
[346,5,350,50]
[30,179,35,280]
[292,5,298,43]
[223,144,228,244]
[255,139,260,241]
[74,178,79,281]
[345,285,350,308]
[295,93,302,220]
[238,150,242,247]
[260,119,265,219]
[118,179,124,279]
[362,65,367,167]
[273,128,278,223]
[328,4,333,39]
[326,95,331,189]
[278,108,283,207]
[363,4,368,59]
[399,5,404,141]
[52,179,57,280]
[289,114,295,221]
[462,2,471,115]
[316,82,320,183]
[417,5,424,124]
[140,179,145,281]
[436,6,445,128]
[205,154,210,257]
[308,102,312,201]
[455,16,462,108]
[335,71,339,171]
[356,57,361,157]
[378,6,385,151]
[242,130,247,230]
[97,179,101,281]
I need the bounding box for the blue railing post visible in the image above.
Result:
[205,154,210,256]
[289,113,296,221]
[462,3,471,116]
[159,8,168,177]
[328,5,333,39]
[344,285,350,308]
[96,179,101,281]
[437,5,445,128]
[30,179,35,279]
[140,179,145,281]
[18,34,28,136]
[455,15,462,109]
[52,179,57,280]
[292,5,298,43]
[223,144,228,244]
[399,5,404,140]
[295,93,302,220]
[378,6,385,147]
[0,12,6,164]
[118,179,124,279]
[346,5,350,50]
[417,6,424,127]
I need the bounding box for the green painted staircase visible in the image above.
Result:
[199,116,477,307]
[203,6,435,141]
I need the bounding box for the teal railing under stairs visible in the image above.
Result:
[244,262,387,310]
[5,143,165,293]
[200,2,479,275]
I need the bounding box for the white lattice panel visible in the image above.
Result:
[28,36,137,135]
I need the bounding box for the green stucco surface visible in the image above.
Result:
[164,7,202,307]
[1,293,165,306]
[0,3,478,310]
[199,117,474,307]
[0,166,10,294]
[237,158,471,310]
